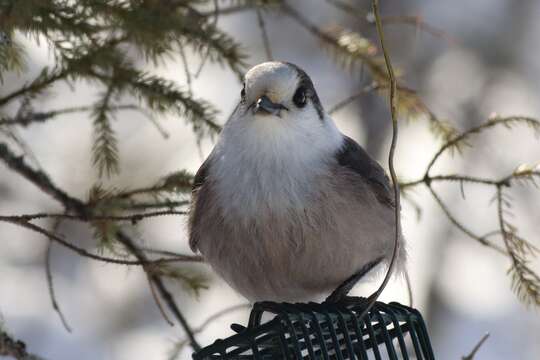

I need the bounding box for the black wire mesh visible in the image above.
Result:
[193,299,435,359]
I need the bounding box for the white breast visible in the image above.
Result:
[209,109,343,221]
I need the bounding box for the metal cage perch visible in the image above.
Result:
[193,299,435,359]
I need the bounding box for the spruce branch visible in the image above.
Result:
[0,141,201,349]
[91,84,120,178]
[0,37,26,82]
[497,186,540,305]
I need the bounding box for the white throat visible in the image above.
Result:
[209,110,344,219]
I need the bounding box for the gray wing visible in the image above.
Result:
[189,156,212,252]
[335,136,395,208]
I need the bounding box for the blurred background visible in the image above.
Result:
[1,0,539,359]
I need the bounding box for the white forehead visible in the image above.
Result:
[244,62,299,101]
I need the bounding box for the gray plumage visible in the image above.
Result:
[189,61,405,302]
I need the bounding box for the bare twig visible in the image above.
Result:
[256,9,273,61]
[45,217,73,333]
[194,0,220,79]
[146,272,175,326]
[0,216,201,265]
[121,200,190,210]
[0,70,66,107]
[462,333,490,360]
[2,210,187,224]
[427,186,507,255]
[328,83,379,115]
[0,105,139,127]
[425,116,540,175]
[0,143,89,214]
[359,0,401,317]
[178,44,193,96]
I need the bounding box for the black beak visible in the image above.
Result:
[253,95,288,116]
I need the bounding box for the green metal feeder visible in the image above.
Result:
[193,299,435,359]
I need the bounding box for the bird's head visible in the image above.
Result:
[221,62,343,163]
[239,61,325,125]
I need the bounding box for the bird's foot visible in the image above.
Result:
[324,257,384,304]
[328,295,370,308]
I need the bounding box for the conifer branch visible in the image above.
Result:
[91,84,120,178]
[0,141,201,349]
[496,186,540,305]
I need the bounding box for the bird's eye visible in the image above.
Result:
[240,85,246,99]
[293,86,307,108]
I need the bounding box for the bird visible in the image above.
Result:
[188,61,405,303]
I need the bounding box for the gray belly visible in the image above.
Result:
[192,171,402,302]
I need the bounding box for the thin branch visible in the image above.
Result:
[361,0,400,317]
[0,105,139,127]
[401,174,503,190]
[178,43,193,96]
[146,272,175,326]
[121,200,190,210]
[256,9,273,61]
[0,216,201,264]
[0,70,66,107]
[425,116,540,175]
[0,143,89,215]
[0,126,44,173]
[462,333,490,360]
[194,0,220,79]
[427,186,507,255]
[4,210,188,224]
[328,83,378,115]
[45,217,72,333]
[0,217,152,265]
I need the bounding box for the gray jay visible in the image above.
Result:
[188,61,405,303]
